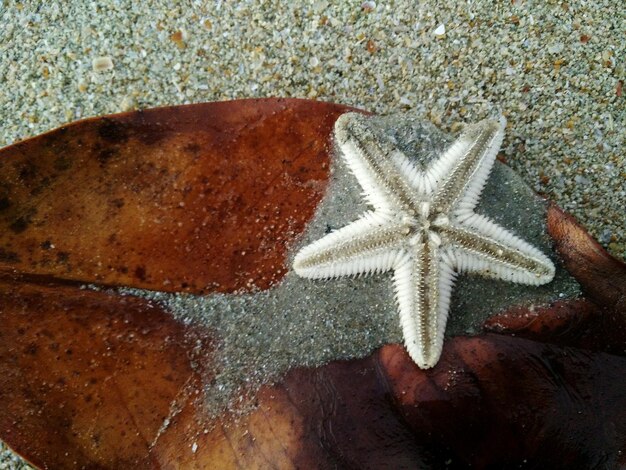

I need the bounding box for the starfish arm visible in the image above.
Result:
[393,236,457,369]
[334,113,423,214]
[293,211,407,279]
[440,214,555,284]
[430,117,506,217]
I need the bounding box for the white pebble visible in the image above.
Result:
[92,56,114,72]
[548,43,564,54]
[433,24,446,37]
[361,1,376,11]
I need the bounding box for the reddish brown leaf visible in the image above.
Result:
[547,203,626,311]
[484,298,597,339]
[378,338,626,468]
[1,100,625,469]
[152,376,331,469]
[163,335,626,469]
[0,99,351,294]
[0,277,213,468]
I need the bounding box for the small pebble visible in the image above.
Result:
[361,1,376,12]
[92,56,114,72]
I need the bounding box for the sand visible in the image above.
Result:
[0,0,622,466]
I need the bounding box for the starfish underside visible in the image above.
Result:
[293,113,555,369]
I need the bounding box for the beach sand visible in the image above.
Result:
[0,0,623,466]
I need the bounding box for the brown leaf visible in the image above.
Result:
[0,99,352,468]
[171,336,626,469]
[547,203,626,312]
[378,338,626,468]
[0,99,350,294]
[0,277,212,468]
[1,100,624,469]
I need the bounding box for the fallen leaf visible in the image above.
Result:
[0,100,624,469]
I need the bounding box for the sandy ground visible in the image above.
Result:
[0,0,624,466]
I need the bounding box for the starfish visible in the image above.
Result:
[293,113,555,369]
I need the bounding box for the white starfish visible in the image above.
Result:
[293,113,555,369]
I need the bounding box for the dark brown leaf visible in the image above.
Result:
[0,99,350,294]
[0,100,624,469]
[0,277,212,468]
